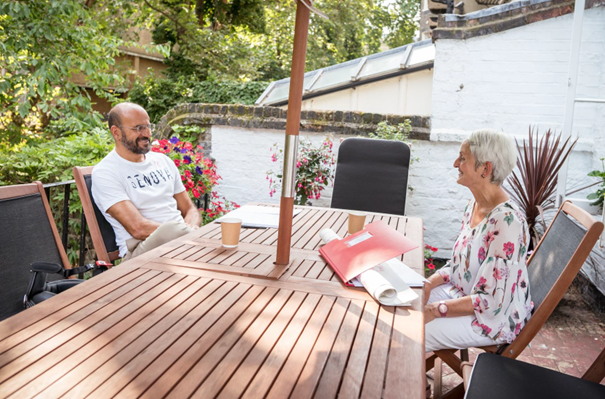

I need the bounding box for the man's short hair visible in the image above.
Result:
[107,108,122,130]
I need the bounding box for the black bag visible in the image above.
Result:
[24,261,110,308]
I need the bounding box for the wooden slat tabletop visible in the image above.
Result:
[0,205,424,399]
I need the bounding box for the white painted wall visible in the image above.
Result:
[427,6,605,256]
[298,69,433,116]
[211,126,353,208]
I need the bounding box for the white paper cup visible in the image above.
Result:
[221,218,242,248]
[348,211,367,234]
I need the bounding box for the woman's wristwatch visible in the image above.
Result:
[437,300,448,317]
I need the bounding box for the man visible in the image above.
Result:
[92,102,201,260]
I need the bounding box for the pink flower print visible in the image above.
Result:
[476,276,488,292]
[493,266,502,280]
[475,323,492,335]
[503,242,514,258]
[512,283,516,295]
[514,323,522,335]
[483,231,496,246]
[478,247,486,263]
[520,279,527,290]
[473,296,483,312]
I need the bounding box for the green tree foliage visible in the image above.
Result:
[0,128,113,186]
[0,0,138,146]
[141,0,419,82]
[127,74,269,123]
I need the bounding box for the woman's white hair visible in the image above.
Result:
[467,129,517,185]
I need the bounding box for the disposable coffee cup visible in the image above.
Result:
[348,211,367,235]
[221,218,242,248]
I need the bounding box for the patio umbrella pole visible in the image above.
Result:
[275,1,311,266]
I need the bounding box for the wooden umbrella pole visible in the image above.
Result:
[275,1,311,266]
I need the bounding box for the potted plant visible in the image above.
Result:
[267,137,336,205]
[506,127,577,248]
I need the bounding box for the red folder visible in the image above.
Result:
[319,220,419,286]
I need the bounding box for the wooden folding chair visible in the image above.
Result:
[73,166,120,263]
[0,182,72,320]
[428,200,604,398]
[461,348,605,398]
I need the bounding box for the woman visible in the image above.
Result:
[424,129,533,352]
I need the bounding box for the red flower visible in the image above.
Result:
[427,263,435,270]
[503,242,514,257]
[174,159,181,167]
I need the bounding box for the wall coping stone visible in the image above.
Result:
[433,0,604,41]
[156,103,431,141]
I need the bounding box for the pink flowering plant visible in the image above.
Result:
[267,137,336,205]
[151,134,238,224]
[424,244,439,277]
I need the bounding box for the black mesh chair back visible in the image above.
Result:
[83,174,118,256]
[0,183,68,321]
[466,352,605,399]
[331,138,410,215]
[527,210,587,309]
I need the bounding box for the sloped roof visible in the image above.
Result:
[256,40,435,107]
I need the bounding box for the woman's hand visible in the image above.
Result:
[424,303,438,324]
[423,281,432,305]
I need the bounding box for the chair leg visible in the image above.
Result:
[434,357,443,399]
[426,351,438,372]
[434,349,464,377]
[460,348,469,362]
[441,383,465,399]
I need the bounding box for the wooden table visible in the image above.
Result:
[0,205,424,399]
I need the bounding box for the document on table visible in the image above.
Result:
[319,228,428,306]
[216,205,302,229]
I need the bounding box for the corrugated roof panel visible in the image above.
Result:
[263,82,291,104]
[358,50,406,79]
[408,43,435,67]
[311,62,360,92]
[256,40,434,106]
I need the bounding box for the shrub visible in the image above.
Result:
[127,74,269,123]
[0,128,114,265]
[151,133,238,224]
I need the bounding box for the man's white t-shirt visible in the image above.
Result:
[92,149,186,257]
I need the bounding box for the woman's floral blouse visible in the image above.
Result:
[437,200,533,343]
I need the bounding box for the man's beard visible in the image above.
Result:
[121,132,150,154]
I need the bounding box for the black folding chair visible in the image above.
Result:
[331,137,410,215]
[0,182,74,320]
[463,351,605,399]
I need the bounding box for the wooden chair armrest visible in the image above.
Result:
[461,361,474,391]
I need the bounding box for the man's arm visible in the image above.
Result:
[106,200,160,240]
[175,191,201,228]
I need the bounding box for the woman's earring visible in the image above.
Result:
[481,173,485,178]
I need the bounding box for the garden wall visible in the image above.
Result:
[430,5,605,295]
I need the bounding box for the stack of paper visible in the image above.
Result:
[216,205,302,229]
[319,227,427,307]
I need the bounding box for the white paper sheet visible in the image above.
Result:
[216,205,302,229]
[319,228,428,306]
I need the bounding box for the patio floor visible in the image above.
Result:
[428,285,605,395]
